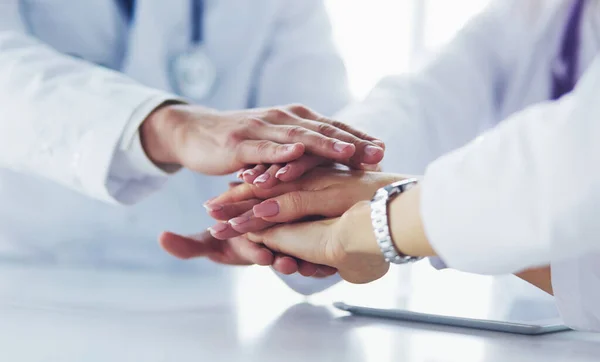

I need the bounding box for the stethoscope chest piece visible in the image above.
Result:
[171,45,217,100]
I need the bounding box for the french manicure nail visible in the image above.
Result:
[229,215,252,226]
[333,141,353,153]
[253,201,280,218]
[365,145,383,156]
[203,203,223,212]
[275,166,289,178]
[243,170,255,177]
[254,173,270,184]
[208,222,229,234]
[236,170,244,179]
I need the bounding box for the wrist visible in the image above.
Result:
[388,185,435,258]
[140,102,186,167]
[340,201,382,257]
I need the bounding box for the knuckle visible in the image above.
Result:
[255,140,274,155]
[265,108,291,122]
[286,103,310,116]
[285,191,306,215]
[226,132,243,147]
[285,125,305,139]
[328,119,348,130]
[316,122,337,137]
[244,117,267,128]
[318,135,333,149]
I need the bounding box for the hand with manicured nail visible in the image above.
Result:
[159,181,337,277]
[141,102,383,177]
[205,167,410,238]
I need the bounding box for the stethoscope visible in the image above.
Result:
[19,0,216,101]
[120,0,216,100]
[551,0,585,100]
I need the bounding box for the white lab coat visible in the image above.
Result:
[0,0,348,293]
[339,0,600,331]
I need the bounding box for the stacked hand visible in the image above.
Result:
[145,103,386,275]
[162,168,427,283]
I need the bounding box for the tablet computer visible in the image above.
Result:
[333,302,570,335]
[329,265,570,336]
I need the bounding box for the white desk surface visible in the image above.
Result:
[0,262,598,362]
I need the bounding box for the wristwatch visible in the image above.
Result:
[370,178,423,265]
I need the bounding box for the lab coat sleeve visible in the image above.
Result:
[420,56,600,330]
[251,0,351,116]
[335,0,521,174]
[552,255,600,331]
[107,96,184,205]
[0,30,180,204]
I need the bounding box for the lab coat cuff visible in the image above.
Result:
[115,94,187,178]
[551,255,600,332]
[78,91,183,205]
[273,269,342,296]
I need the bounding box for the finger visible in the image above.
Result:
[314,266,338,277]
[210,180,300,205]
[228,210,276,235]
[300,119,384,165]
[275,155,328,182]
[205,199,261,221]
[208,222,242,240]
[252,190,357,222]
[284,104,383,145]
[359,163,381,172]
[242,165,267,184]
[316,115,381,143]
[246,125,357,161]
[272,254,299,275]
[253,164,282,189]
[236,141,305,165]
[297,260,319,277]
[229,181,243,189]
[225,237,274,266]
[248,221,333,266]
[159,231,222,259]
[372,140,386,150]
[235,170,245,180]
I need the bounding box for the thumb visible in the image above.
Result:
[247,220,337,267]
[159,230,222,259]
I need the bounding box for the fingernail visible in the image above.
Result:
[333,141,353,153]
[203,203,223,212]
[204,197,217,205]
[275,166,289,178]
[253,201,279,218]
[229,215,252,226]
[365,145,383,156]
[254,173,270,184]
[208,222,229,234]
[243,170,256,178]
[236,170,244,179]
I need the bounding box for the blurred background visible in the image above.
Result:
[325,0,490,98]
